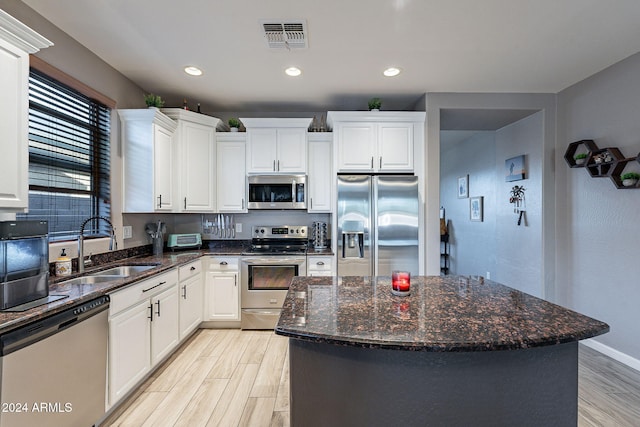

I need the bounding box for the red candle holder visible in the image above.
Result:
[391,271,411,296]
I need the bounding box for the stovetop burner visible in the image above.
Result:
[243,225,309,256]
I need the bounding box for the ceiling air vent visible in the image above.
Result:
[261,20,308,49]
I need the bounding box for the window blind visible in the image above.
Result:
[17,68,111,241]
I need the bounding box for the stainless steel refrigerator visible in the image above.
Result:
[337,175,419,276]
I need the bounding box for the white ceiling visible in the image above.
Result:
[21,0,640,113]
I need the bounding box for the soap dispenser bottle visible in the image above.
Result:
[55,248,72,276]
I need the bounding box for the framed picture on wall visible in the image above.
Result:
[470,196,483,222]
[457,175,469,198]
[505,155,526,181]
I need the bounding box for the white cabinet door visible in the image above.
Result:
[336,123,376,171]
[120,109,177,212]
[205,272,239,321]
[217,137,247,212]
[153,124,175,210]
[180,121,216,211]
[378,123,413,172]
[247,128,278,173]
[150,284,180,366]
[308,136,333,212]
[179,272,203,340]
[0,39,29,211]
[108,300,151,406]
[0,17,50,212]
[277,128,307,173]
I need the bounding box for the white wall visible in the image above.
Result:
[556,51,640,363]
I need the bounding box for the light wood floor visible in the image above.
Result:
[104,330,640,427]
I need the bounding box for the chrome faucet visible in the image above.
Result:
[78,216,117,273]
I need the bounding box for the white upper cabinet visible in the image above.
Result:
[161,109,220,212]
[328,111,425,173]
[242,118,312,174]
[307,133,333,213]
[216,133,247,212]
[0,11,52,212]
[119,109,178,212]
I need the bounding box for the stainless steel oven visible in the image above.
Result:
[247,175,307,210]
[241,225,307,329]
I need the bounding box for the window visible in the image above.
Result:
[17,68,111,241]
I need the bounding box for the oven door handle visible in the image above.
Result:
[243,258,304,264]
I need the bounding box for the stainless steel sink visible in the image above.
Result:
[60,275,125,285]
[90,265,158,277]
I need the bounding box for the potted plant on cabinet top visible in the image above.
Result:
[143,93,164,108]
[368,97,382,111]
[228,118,241,132]
[621,172,640,187]
[574,153,588,165]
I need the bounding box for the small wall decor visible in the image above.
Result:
[505,155,526,182]
[510,185,526,226]
[470,196,483,221]
[564,140,640,189]
[457,175,469,198]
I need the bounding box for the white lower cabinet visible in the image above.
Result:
[178,260,203,340]
[205,257,240,321]
[108,269,179,407]
[307,255,335,276]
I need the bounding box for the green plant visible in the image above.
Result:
[143,93,164,108]
[228,118,241,129]
[368,97,382,110]
[621,172,640,180]
[574,153,588,160]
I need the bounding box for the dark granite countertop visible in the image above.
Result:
[275,275,610,352]
[0,247,246,335]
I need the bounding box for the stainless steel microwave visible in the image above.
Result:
[247,175,307,210]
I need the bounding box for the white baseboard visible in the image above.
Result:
[581,338,640,373]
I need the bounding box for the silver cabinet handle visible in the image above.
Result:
[148,304,153,321]
[277,160,280,171]
[310,198,313,209]
[157,194,162,208]
[182,284,187,299]
[371,157,374,168]
[317,261,325,265]
[190,266,196,271]
[273,160,276,171]
[379,157,382,169]
[235,275,237,287]
[242,198,245,210]
[184,197,187,209]
[220,261,228,265]
[155,300,161,316]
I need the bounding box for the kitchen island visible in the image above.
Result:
[275,275,609,427]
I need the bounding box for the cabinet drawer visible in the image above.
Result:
[179,260,202,280]
[109,269,179,315]
[307,256,334,273]
[208,256,239,271]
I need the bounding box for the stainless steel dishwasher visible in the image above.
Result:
[0,295,109,427]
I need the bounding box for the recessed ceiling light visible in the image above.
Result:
[285,67,302,77]
[383,67,401,77]
[184,66,203,76]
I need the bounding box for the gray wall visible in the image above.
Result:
[440,111,544,298]
[556,51,640,362]
[495,112,544,297]
[440,131,497,278]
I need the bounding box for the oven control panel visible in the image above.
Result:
[252,225,307,239]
